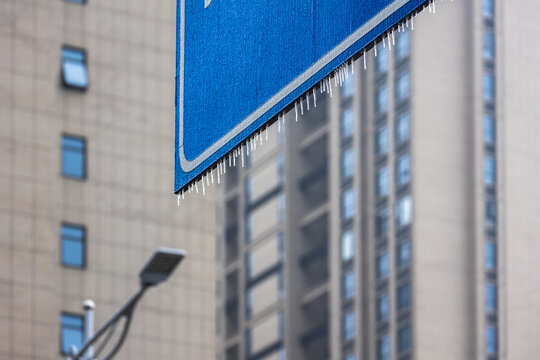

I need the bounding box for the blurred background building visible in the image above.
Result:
[0,0,215,359]
[215,0,540,360]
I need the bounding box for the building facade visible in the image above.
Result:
[0,0,216,359]
[215,0,540,359]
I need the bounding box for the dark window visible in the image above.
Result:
[376,208,389,237]
[484,30,495,60]
[376,252,389,280]
[342,75,355,99]
[396,154,411,186]
[484,72,495,101]
[342,188,355,220]
[486,201,497,227]
[62,135,86,179]
[396,30,410,60]
[377,293,389,321]
[343,311,356,341]
[341,230,355,261]
[398,325,412,353]
[61,47,88,90]
[343,270,355,301]
[483,0,494,17]
[342,148,355,179]
[486,326,497,354]
[484,114,495,144]
[61,313,84,355]
[396,112,411,144]
[376,85,388,114]
[345,352,356,360]
[61,224,86,268]
[485,241,496,270]
[396,71,411,101]
[341,108,355,138]
[378,335,390,360]
[484,156,496,185]
[397,283,411,310]
[486,284,497,313]
[376,125,389,155]
[397,240,411,269]
[377,166,389,197]
[64,0,86,3]
[376,44,389,73]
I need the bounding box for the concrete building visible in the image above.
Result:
[215,0,540,359]
[0,0,215,359]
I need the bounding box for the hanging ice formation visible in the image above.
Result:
[177,0,441,205]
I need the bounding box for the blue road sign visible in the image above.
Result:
[176,0,428,193]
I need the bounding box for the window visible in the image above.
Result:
[376,125,388,155]
[341,108,355,138]
[486,284,497,312]
[61,224,86,268]
[61,47,89,90]
[396,30,410,60]
[376,85,388,113]
[484,30,495,60]
[376,44,389,73]
[345,353,356,360]
[342,188,355,220]
[397,240,411,269]
[397,283,411,310]
[396,112,411,144]
[396,71,411,101]
[376,252,389,280]
[342,75,355,99]
[343,270,355,300]
[61,313,84,355]
[485,241,496,270]
[64,0,86,3]
[398,325,412,353]
[396,154,411,186]
[342,148,355,179]
[396,195,413,228]
[341,230,355,261]
[376,208,389,237]
[378,335,390,360]
[377,166,389,197]
[484,156,496,185]
[484,72,495,101]
[62,135,86,179]
[343,311,356,341]
[484,114,495,144]
[486,326,497,354]
[486,201,497,227]
[278,193,286,221]
[377,293,389,321]
[483,0,494,17]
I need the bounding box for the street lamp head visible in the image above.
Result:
[139,247,186,287]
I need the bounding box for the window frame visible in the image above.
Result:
[60,222,87,269]
[61,45,89,91]
[61,133,87,180]
[60,312,84,356]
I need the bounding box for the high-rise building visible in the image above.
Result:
[0,0,215,359]
[215,0,540,359]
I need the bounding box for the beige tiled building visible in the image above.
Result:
[216,0,540,360]
[0,0,215,359]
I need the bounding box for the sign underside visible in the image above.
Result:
[175,0,428,193]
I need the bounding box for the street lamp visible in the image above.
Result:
[67,247,187,360]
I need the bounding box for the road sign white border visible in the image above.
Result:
[178,0,412,172]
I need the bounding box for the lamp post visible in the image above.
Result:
[67,247,187,360]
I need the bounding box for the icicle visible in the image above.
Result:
[428,2,432,13]
[433,0,436,13]
[295,102,299,121]
[351,60,355,74]
[374,44,378,57]
[188,186,192,194]
[195,181,199,193]
[300,97,304,115]
[253,136,257,151]
[334,73,338,87]
[223,159,227,173]
[241,146,245,167]
[406,18,409,28]
[247,141,250,156]
[313,88,317,108]
[329,80,333,98]
[392,31,395,46]
[363,50,367,70]
[383,37,386,48]
[229,155,232,167]
[233,151,236,166]
[260,132,263,145]
[265,126,268,141]
[182,191,185,199]
[217,166,221,184]
[278,117,281,132]
[202,179,206,195]
[211,168,214,183]
[307,93,310,111]
[411,16,414,30]
[177,194,180,206]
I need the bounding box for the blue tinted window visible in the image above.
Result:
[376,252,389,279]
[378,335,390,360]
[484,72,495,101]
[61,313,84,355]
[341,108,355,138]
[485,241,496,270]
[484,30,495,60]
[486,201,497,227]
[396,71,411,101]
[342,148,355,179]
[343,311,355,341]
[398,283,411,310]
[64,0,86,3]
[376,125,388,155]
[61,47,88,89]
[376,208,389,237]
[377,166,389,197]
[483,0,494,17]
[376,44,389,73]
[484,156,496,185]
[396,112,410,144]
[342,188,355,220]
[484,114,495,144]
[397,154,411,186]
[342,75,355,99]
[486,326,497,354]
[376,85,388,113]
[396,195,413,228]
[345,353,356,360]
[398,240,411,269]
[62,135,86,179]
[486,284,497,312]
[278,193,286,221]
[398,325,411,353]
[396,30,410,59]
[341,230,354,261]
[377,293,389,321]
[343,270,355,300]
[61,224,85,268]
